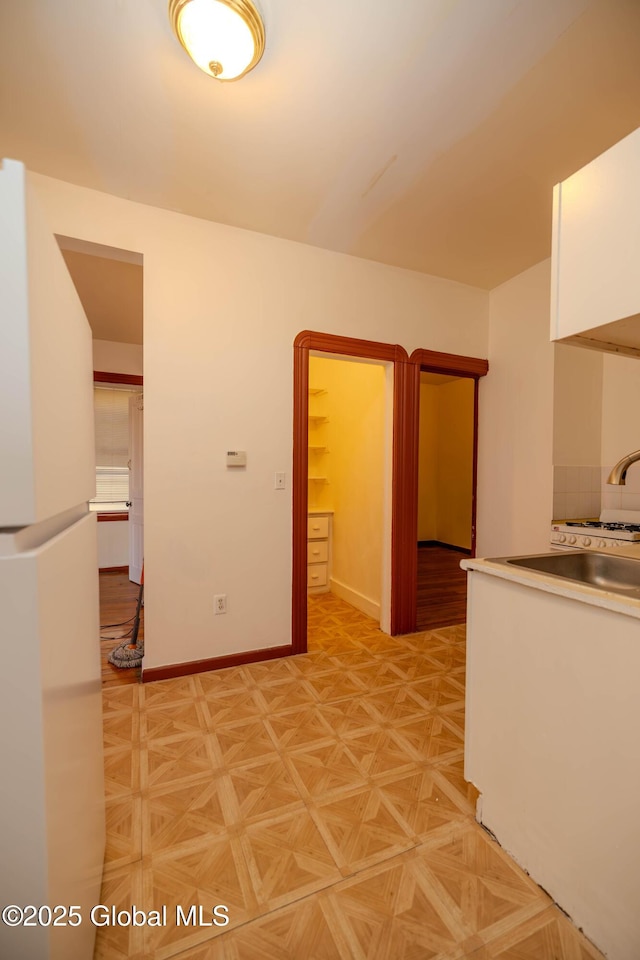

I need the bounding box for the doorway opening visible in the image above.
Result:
[292,332,413,653]
[416,372,474,630]
[409,349,489,633]
[57,236,144,686]
[307,353,389,644]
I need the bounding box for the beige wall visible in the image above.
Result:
[601,352,640,467]
[553,344,603,466]
[31,171,489,668]
[552,344,640,518]
[309,356,386,617]
[93,339,143,376]
[551,344,603,521]
[600,351,640,513]
[476,260,554,557]
[477,257,640,547]
[418,378,474,549]
[478,255,640,545]
[96,519,129,569]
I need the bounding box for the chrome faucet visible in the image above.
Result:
[607,449,640,485]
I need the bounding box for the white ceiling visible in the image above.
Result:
[2,0,640,290]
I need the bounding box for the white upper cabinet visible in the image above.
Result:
[551,126,640,355]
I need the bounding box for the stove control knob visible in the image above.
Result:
[582,537,591,546]
[558,534,566,543]
[568,535,577,545]
[597,539,606,548]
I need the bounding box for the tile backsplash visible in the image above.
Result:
[553,463,640,520]
[553,465,601,520]
[601,462,640,512]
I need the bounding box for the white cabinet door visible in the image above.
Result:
[551,126,640,345]
[128,394,144,584]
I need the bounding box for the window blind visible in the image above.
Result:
[94,387,130,466]
[94,466,129,505]
[92,386,140,508]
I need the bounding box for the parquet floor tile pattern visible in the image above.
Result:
[96,592,604,960]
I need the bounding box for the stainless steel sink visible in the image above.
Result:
[496,551,640,598]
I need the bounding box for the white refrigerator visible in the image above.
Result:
[0,159,105,960]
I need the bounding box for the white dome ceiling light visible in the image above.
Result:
[168,0,265,81]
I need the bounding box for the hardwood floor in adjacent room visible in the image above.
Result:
[417,544,468,631]
[99,570,143,687]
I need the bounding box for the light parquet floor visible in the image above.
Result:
[97,592,605,960]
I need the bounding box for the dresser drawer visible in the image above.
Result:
[307,516,329,539]
[307,563,328,588]
[307,541,328,564]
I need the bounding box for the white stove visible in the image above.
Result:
[551,509,640,553]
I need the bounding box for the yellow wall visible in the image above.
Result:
[437,378,474,548]
[309,355,385,615]
[417,384,438,540]
[418,377,474,550]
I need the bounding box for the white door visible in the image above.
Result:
[128,394,144,584]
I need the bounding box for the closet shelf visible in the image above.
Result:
[308,445,328,452]
[308,415,329,424]
[308,477,329,483]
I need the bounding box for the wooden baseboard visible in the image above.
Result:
[99,565,129,573]
[330,578,381,621]
[142,644,294,683]
[417,540,471,556]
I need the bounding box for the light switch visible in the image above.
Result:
[275,472,286,490]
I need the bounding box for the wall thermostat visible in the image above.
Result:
[226,450,247,467]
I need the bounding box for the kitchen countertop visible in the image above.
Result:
[461,554,640,621]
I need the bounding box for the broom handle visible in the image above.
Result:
[130,581,144,647]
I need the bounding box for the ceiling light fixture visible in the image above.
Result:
[169,0,265,82]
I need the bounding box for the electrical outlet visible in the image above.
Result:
[275,472,286,490]
[214,594,227,615]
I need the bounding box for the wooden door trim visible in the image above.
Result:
[94,370,143,386]
[407,348,488,632]
[292,331,411,652]
[391,357,419,634]
[409,350,488,379]
[471,377,480,557]
[295,330,409,363]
